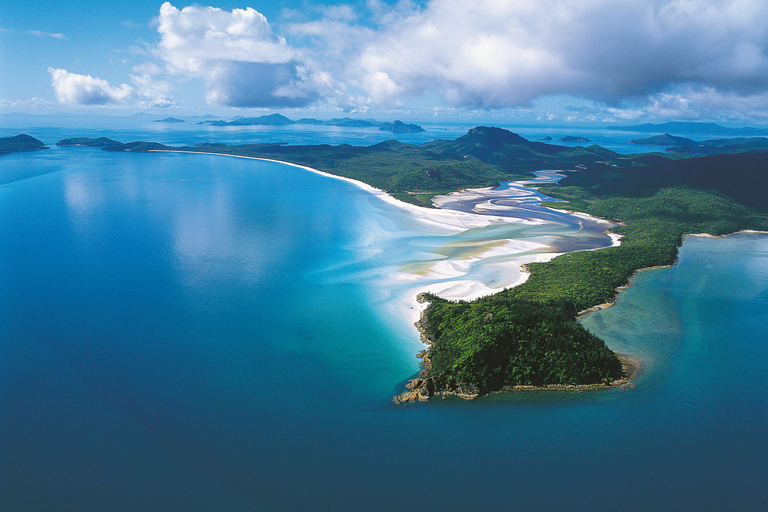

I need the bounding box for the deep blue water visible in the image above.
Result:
[1,125,767,511]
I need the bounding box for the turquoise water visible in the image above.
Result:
[1,134,767,510]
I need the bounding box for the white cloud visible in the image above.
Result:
[0,28,66,40]
[130,66,176,108]
[341,0,768,113]
[48,68,176,108]
[155,2,317,107]
[39,0,768,119]
[0,97,56,108]
[27,30,66,40]
[48,68,135,105]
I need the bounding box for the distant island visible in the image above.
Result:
[559,136,591,143]
[0,134,47,154]
[46,127,768,401]
[204,112,424,132]
[608,121,768,136]
[630,133,697,146]
[154,117,185,123]
[379,120,425,133]
[628,133,768,155]
[56,137,124,148]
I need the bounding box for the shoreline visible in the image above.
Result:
[575,229,768,320]
[157,149,646,402]
[151,149,539,234]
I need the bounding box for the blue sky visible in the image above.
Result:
[4,1,768,124]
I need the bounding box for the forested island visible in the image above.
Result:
[0,134,47,154]
[51,127,768,401]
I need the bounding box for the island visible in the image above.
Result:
[57,137,123,148]
[627,133,768,155]
[379,120,425,133]
[629,133,696,146]
[204,112,423,132]
[559,136,591,142]
[607,121,768,136]
[154,117,185,123]
[52,127,768,401]
[0,134,47,154]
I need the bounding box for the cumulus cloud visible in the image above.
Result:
[41,1,768,119]
[341,0,768,109]
[48,68,134,105]
[155,2,317,107]
[48,68,176,107]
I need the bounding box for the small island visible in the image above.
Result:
[628,133,768,155]
[379,120,424,133]
[629,133,696,146]
[559,136,591,142]
[154,117,185,123]
[0,134,47,155]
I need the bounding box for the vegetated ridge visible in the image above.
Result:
[0,134,47,154]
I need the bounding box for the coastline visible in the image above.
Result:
[155,149,645,402]
[151,149,538,233]
[575,229,768,320]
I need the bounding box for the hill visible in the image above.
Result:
[379,120,424,132]
[0,134,47,154]
[57,137,123,148]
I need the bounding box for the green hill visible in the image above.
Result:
[0,134,47,154]
[57,137,123,148]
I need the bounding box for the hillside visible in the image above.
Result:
[0,134,47,154]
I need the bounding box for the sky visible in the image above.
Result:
[3,0,768,124]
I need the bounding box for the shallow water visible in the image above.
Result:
[1,129,766,511]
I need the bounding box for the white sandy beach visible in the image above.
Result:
[157,150,622,333]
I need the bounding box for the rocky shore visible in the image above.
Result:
[394,352,639,403]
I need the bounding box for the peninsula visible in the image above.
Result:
[51,128,768,400]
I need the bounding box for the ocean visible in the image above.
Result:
[1,119,766,511]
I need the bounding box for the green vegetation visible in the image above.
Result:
[410,151,768,399]
[421,295,622,392]
[379,120,424,132]
[169,126,621,207]
[0,134,47,154]
[57,137,123,148]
